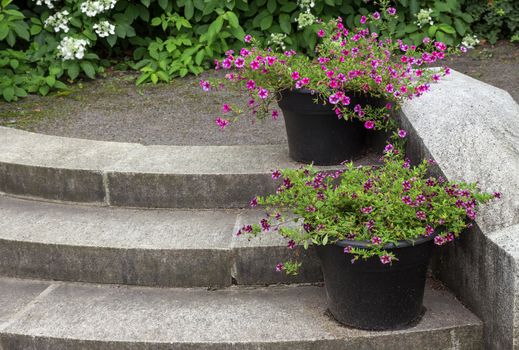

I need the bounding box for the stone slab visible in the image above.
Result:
[0,196,320,287]
[0,278,50,326]
[400,70,519,349]
[0,278,482,350]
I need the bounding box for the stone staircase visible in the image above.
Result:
[0,126,483,349]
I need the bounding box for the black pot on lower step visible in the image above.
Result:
[314,235,434,330]
[278,89,388,165]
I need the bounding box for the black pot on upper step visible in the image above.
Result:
[314,235,434,330]
[277,88,389,165]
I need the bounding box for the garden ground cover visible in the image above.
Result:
[0,40,517,146]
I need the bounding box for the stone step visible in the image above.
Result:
[0,195,321,287]
[0,127,377,208]
[0,277,482,350]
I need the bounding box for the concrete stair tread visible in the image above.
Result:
[0,127,378,208]
[0,277,482,349]
[0,195,321,287]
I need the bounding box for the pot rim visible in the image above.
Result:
[334,233,435,250]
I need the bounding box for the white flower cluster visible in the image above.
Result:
[414,8,434,28]
[461,35,480,49]
[268,33,287,50]
[57,37,89,60]
[34,0,58,9]
[80,0,117,17]
[296,0,316,29]
[93,21,115,37]
[44,10,70,33]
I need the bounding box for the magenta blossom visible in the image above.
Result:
[275,263,284,272]
[244,34,252,43]
[380,255,392,264]
[372,11,381,20]
[215,117,229,130]
[246,80,256,90]
[387,7,396,15]
[199,80,211,91]
[287,240,296,249]
[291,71,300,80]
[364,120,375,129]
[371,236,382,245]
[317,29,325,38]
[360,15,367,24]
[416,211,427,221]
[258,88,269,99]
[343,245,353,254]
[434,235,446,246]
[222,104,231,113]
[234,57,245,68]
[272,170,281,180]
[398,129,407,138]
[271,110,279,120]
[361,206,373,214]
[250,197,258,207]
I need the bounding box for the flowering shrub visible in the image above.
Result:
[203,9,453,132]
[239,152,498,275]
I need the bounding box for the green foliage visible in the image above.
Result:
[465,0,519,44]
[0,0,517,102]
[242,154,495,273]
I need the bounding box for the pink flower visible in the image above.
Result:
[275,263,284,272]
[372,12,381,20]
[385,103,392,110]
[416,211,427,221]
[380,255,392,264]
[317,29,325,38]
[364,120,375,129]
[301,77,310,85]
[360,15,367,24]
[260,218,270,231]
[246,80,256,90]
[250,197,258,207]
[402,195,412,205]
[343,245,353,254]
[271,170,281,180]
[328,94,340,104]
[199,80,211,91]
[371,236,382,245]
[435,42,447,51]
[398,129,407,138]
[402,180,412,191]
[385,83,394,93]
[240,48,250,56]
[215,117,229,130]
[222,58,232,69]
[271,110,279,120]
[434,235,446,246]
[244,34,252,43]
[266,56,276,65]
[384,144,394,153]
[250,60,260,70]
[287,240,296,249]
[222,104,231,113]
[425,225,434,236]
[234,57,245,68]
[291,71,300,80]
[258,88,269,99]
[341,96,351,105]
[423,37,431,44]
[460,46,468,53]
[361,206,373,214]
[493,192,502,199]
[387,7,396,15]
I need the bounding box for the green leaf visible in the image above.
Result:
[38,85,50,96]
[453,18,467,36]
[280,2,297,12]
[2,86,15,101]
[226,11,239,28]
[184,0,194,20]
[409,0,420,15]
[140,0,150,7]
[80,61,96,79]
[0,22,9,40]
[438,24,456,34]
[195,49,205,65]
[267,0,276,13]
[45,76,56,87]
[14,87,27,98]
[9,59,18,70]
[279,13,291,34]
[428,25,438,37]
[158,0,168,10]
[67,63,80,80]
[151,17,161,26]
[260,15,273,30]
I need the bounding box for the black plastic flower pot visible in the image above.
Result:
[277,89,389,165]
[314,235,434,330]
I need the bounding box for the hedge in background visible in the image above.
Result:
[0,0,518,102]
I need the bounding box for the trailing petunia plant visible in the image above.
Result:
[201,4,457,134]
[238,150,499,275]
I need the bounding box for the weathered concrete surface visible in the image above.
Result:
[401,70,519,349]
[0,196,320,287]
[0,278,50,326]
[0,277,482,349]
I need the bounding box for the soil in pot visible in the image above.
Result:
[314,236,434,330]
[277,89,390,165]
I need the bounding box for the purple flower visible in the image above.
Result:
[434,236,446,246]
[423,37,431,44]
[291,71,300,80]
[234,57,245,68]
[425,225,434,236]
[246,80,256,90]
[305,206,316,212]
[387,7,396,15]
[215,117,229,130]
[328,94,340,104]
[385,83,394,93]
[249,197,258,207]
[361,206,373,214]
[343,245,353,254]
[364,120,375,129]
[271,170,281,180]
[360,15,367,24]
[275,263,284,272]
[317,29,325,38]
[380,255,392,264]
[258,88,269,99]
[366,219,375,230]
[271,110,279,120]
[199,80,211,91]
[384,143,394,154]
[371,236,382,245]
[244,34,252,43]
[250,60,260,70]
[493,192,502,199]
[260,218,270,231]
[222,104,231,113]
[303,223,313,232]
[402,195,412,205]
[402,181,412,191]
[372,11,381,20]
[416,211,427,221]
[287,240,296,249]
[398,129,407,138]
